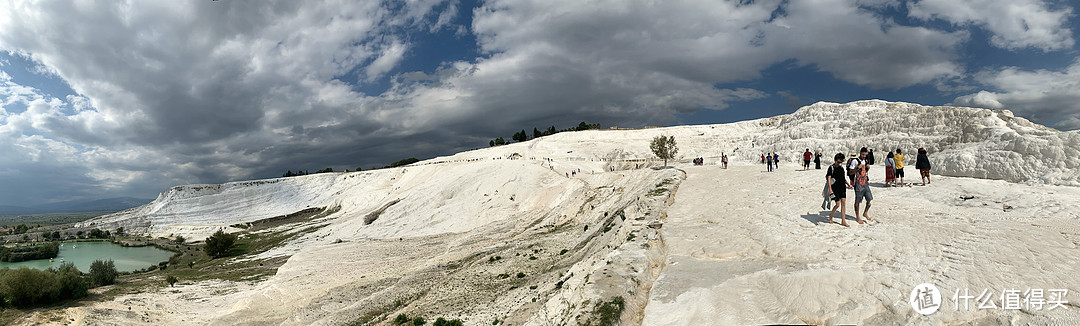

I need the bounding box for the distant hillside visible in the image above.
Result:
[0,197,153,215]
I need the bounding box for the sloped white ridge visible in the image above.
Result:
[41,99,1077,326]
[78,100,1078,241]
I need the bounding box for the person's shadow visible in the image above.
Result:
[800,211,852,225]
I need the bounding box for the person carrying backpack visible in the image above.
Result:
[846,153,859,189]
[866,149,875,172]
[853,148,872,224]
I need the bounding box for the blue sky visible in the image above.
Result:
[1,0,1078,206]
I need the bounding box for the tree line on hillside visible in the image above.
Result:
[490,121,601,147]
[0,242,59,262]
[282,158,421,178]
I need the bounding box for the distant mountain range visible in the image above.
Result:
[0,197,153,215]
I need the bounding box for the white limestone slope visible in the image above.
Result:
[79,100,1079,242]
[40,99,1079,325]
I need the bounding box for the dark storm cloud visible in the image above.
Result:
[0,0,1076,205]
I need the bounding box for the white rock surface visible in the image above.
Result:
[22,100,1077,325]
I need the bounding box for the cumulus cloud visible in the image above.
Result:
[951,60,1080,130]
[0,0,1071,205]
[908,0,1075,51]
[765,0,967,88]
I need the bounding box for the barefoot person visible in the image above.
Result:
[916,147,932,186]
[894,148,906,186]
[884,151,896,187]
[853,148,872,223]
[803,148,812,171]
[827,153,849,227]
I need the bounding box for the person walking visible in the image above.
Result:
[814,150,822,169]
[894,148,906,186]
[884,151,896,187]
[916,147,932,186]
[722,154,728,169]
[766,153,773,172]
[853,148,872,224]
[827,153,849,227]
[761,154,765,165]
[773,153,780,168]
[803,149,812,171]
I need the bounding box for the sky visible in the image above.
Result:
[0,0,1078,206]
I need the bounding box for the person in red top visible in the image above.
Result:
[803,149,812,171]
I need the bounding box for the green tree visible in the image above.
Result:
[0,267,56,307]
[166,275,178,287]
[650,135,678,167]
[174,235,186,244]
[88,228,109,239]
[204,229,238,258]
[55,262,88,299]
[533,128,542,139]
[89,259,118,287]
[494,137,505,146]
[512,129,527,142]
[115,227,124,236]
[576,121,590,131]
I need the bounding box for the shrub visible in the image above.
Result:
[204,229,238,258]
[174,235,186,244]
[0,267,57,307]
[89,259,118,287]
[412,317,426,325]
[394,314,410,325]
[166,275,178,287]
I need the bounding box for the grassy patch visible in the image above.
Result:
[583,296,625,326]
[646,188,668,197]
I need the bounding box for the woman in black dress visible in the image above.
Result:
[827,153,849,227]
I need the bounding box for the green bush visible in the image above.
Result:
[89,259,118,287]
[0,263,88,308]
[394,313,410,325]
[204,229,238,258]
[166,275,178,287]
